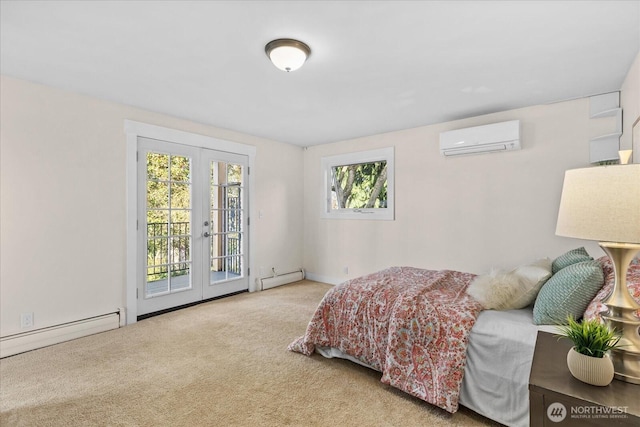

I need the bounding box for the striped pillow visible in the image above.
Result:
[533,260,604,325]
[551,247,592,274]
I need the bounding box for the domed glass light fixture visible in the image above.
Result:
[265,39,311,72]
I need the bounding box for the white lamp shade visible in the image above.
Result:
[556,164,640,244]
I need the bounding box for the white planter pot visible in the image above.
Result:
[566,347,614,386]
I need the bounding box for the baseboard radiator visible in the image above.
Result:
[258,269,305,290]
[0,308,125,358]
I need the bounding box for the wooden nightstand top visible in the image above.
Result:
[529,331,640,426]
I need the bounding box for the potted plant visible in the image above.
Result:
[556,316,621,386]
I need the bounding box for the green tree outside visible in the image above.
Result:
[332,161,387,209]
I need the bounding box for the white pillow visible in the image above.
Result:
[466,258,552,310]
[510,258,553,308]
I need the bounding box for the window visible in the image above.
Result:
[321,147,394,220]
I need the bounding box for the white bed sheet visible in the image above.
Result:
[316,307,559,427]
[459,308,557,427]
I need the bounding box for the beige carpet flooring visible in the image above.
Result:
[0,280,501,426]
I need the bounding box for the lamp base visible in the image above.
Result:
[599,242,640,384]
[610,348,640,384]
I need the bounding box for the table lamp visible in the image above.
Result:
[555,163,640,384]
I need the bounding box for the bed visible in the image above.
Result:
[289,251,640,427]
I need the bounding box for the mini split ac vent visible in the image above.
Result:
[439,120,521,157]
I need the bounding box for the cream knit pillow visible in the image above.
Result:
[467,258,552,310]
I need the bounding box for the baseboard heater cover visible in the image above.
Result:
[0,308,123,358]
[258,269,305,290]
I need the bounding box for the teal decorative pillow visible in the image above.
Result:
[533,260,604,325]
[551,247,592,274]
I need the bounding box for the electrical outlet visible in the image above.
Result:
[344,266,349,275]
[20,312,34,328]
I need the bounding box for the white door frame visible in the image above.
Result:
[125,120,256,325]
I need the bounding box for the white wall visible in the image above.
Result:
[621,51,640,159]
[0,75,304,337]
[303,98,604,284]
[3,50,637,336]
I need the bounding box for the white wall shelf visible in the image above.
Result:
[589,92,620,117]
[590,134,621,163]
[590,132,623,142]
[590,108,621,119]
[589,93,621,164]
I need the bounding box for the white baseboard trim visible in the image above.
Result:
[0,309,122,358]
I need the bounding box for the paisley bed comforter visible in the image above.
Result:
[288,266,483,413]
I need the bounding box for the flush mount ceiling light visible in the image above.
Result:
[265,38,311,72]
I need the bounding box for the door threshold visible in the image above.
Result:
[137,290,248,321]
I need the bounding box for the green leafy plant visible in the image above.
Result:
[556,316,621,358]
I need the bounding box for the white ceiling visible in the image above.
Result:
[1,1,639,146]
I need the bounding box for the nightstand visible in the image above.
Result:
[529,331,640,426]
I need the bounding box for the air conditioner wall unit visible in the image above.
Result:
[439,120,521,157]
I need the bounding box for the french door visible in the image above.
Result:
[137,137,249,316]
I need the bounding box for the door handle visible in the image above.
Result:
[203,232,211,238]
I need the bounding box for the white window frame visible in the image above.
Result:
[321,147,394,220]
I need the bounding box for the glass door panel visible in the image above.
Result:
[145,151,193,297]
[208,161,245,285]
